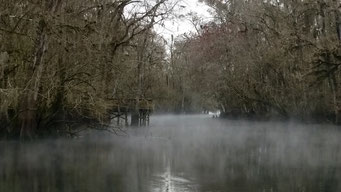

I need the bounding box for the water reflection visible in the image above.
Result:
[1,115,341,192]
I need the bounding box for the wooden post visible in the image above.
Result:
[125,110,128,126]
[146,111,150,126]
[117,105,120,126]
[142,111,146,126]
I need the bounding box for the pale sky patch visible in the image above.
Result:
[154,0,213,42]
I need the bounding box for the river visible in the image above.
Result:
[1,115,341,192]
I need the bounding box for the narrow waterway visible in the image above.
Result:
[1,115,341,192]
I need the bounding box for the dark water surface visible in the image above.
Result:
[1,115,341,192]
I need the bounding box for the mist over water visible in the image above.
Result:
[1,115,341,192]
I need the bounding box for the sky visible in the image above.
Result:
[154,0,213,42]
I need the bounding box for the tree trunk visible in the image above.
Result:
[131,112,140,126]
[131,31,149,126]
[330,75,340,124]
[19,19,48,139]
[19,0,61,139]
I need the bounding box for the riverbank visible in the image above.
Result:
[219,110,339,125]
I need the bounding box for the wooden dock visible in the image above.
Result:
[109,98,153,126]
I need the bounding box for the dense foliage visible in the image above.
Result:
[0,0,172,139]
[171,0,341,123]
[1,0,341,139]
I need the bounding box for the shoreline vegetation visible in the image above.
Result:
[0,0,172,140]
[1,0,341,140]
[169,0,341,126]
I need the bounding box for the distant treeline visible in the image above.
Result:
[170,0,341,124]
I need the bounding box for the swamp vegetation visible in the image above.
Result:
[0,0,341,139]
[1,1,341,192]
